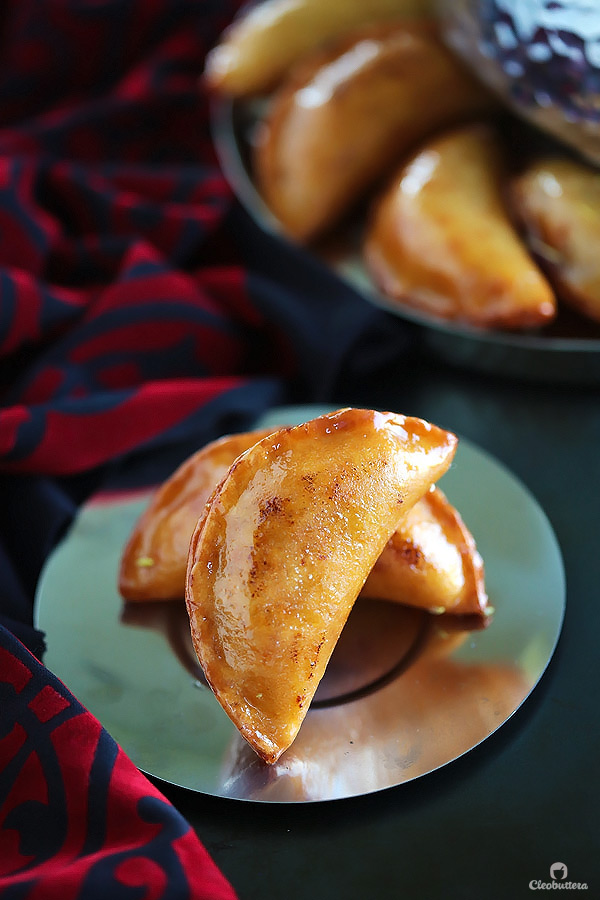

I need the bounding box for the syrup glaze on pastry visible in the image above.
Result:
[185,407,457,763]
[204,0,434,98]
[118,429,274,602]
[254,22,496,242]
[510,154,600,324]
[364,123,557,329]
[361,484,488,617]
[120,424,487,618]
[120,424,486,619]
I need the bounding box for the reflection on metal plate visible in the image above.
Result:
[35,406,565,803]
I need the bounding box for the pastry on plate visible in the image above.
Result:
[118,428,274,602]
[510,154,600,324]
[120,423,487,620]
[204,0,434,97]
[362,484,488,618]
[254,22,495,242]
[364,123,557,329]
[185,407,457,763]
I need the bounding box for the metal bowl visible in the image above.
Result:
[212,96,600,384]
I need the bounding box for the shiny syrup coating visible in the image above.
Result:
[185,407,457,763]
[362,483,488,616]
[118,429,274,601]
[364,122,556,329]
[255,21,495,241]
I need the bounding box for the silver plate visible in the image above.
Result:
[212,97,600,384]
[35,406,565,803]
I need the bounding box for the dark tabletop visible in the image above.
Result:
[157,355,599,900]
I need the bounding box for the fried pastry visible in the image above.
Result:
[204,0,434,97]
[185,407,457,763]
[361,484,488,618]
[364,123,557,329]
[254,22,496,242]
[118,428,274,602]
[510,155,600,324]
[120,424,486,618]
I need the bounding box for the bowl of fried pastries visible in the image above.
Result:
[205,0,600,383]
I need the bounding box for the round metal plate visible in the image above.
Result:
[35,406,565,802]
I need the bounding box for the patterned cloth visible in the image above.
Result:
[0,0,400,478]
[0,625,237,899]
[0,1,410,895]
[0,0,271,476]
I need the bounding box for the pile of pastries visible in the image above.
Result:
[119,408,490,764]
[205,0,600,331]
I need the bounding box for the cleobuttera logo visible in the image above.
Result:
[529,861,588,891]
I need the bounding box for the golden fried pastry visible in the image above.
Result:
[204,0,434,97]
[185,407,457,763]
[364,123,557,329]
[361,484,488,618]
[510,155,600,324]
[121,424,486,616]
[118,428,274,602]
[254,22,496,242]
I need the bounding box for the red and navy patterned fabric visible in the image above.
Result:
[0,625,237,899]
[0,1,411,895]
[0,0,275,476]
[0,0,401,479]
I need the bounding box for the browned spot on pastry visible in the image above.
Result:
[301,473,317,492]
[258,496,287,522]
[328,478,342,502]
[396,540,424,568]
